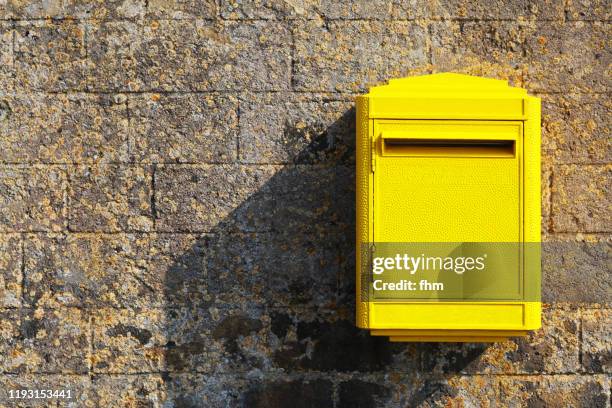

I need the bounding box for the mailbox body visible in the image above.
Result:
[355,74,541,342]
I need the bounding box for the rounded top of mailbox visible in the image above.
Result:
[358,73,538,120]
[366,73,527,96]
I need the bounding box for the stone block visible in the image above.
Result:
[89,374,163,408]
[404,375,500,408]
[1,93,128,164]
[551,165,611,232]
[91,307,166,373]
[162,373,248,408]
[0,0,64,18]
[67,0,146,19]
[0,165,66,232]
[14,20,86,91]
[86,20,291,92]
[24,233,156,309]
[219,0,318,19]
[238,93,355,165]
[68,165,153,232]
[269,165,337,234]
[0,308,89,374]
[147,0,216,18]
[542,237,611,303]
[432,0,564,20]
[155,164,277,232]
[129,93,237,163]
[525,22,611,92]
[243,378,334,408]
[293,20,428,92]
[541,93,611,164]
[258,231,340,308]
[499,375,609,407]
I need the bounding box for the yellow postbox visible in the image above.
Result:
[355,73,541,342]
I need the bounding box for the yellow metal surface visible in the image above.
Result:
[355,73,541,342]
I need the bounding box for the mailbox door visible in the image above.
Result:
[372,120,523,301]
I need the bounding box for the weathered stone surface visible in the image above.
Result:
[0,308,89,374]
[84,21,140,92]
[551,165,611,232]
[0,374,90,407]
[149,233,262,306]
[244,378,334,408]
[67,0,146,19]
[2,0,610,403]
[581,308,611,373]
[91,307,269,374]
[14,20,86,92]
[431,21,527,86]
[421,308,580,374]
[566,0,611,21]
[147,0,216,18]
[89,374,163,408]
[155,164,277,232]
[541,93,611,164]
[68,165,153,232]
[220,0,427,19]
[0,0,64,19]
[317,0,428,19]
[293,20,428,92]
[0,234,21,308]
[219,0,318,19]
[269,165,338,234]
[434,21,610,92]
[259,231,339,308]
[269,309,418,373]
[91,308,166,373]
[1,93,128,164]
[499,375,609,407]
[162,373,248,408]
[542,237,611,303]
[0,165,66,232]
[432,0,564,20]
[406,375,499,408]
[337,379,392,408]
[148,230,339,308]
[525,22,611,92]
[129,93,237,164]
[0,23,13,92]
[87,20,291,92]
[24,233,156,308]
[239,93,355,165]
[1,0,144,20]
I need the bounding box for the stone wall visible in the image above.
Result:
[0,1,609,407]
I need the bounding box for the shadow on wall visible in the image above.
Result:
[157,107,488,407]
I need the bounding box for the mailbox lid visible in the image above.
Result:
[362,73,531,120]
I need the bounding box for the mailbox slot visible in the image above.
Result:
[382,138,515,158]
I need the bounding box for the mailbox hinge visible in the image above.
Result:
[371,139,376,172]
